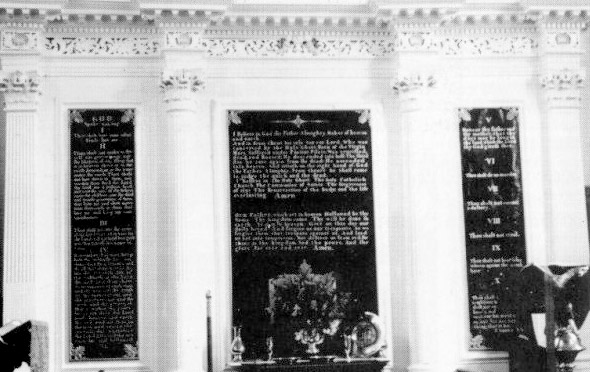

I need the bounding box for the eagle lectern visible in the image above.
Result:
[510,265,590,372]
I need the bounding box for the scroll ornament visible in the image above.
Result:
[0,70,40,94]
[391,75,436,94]
[160,69,205,93]
[540,70,585,91]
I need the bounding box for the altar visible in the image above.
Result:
[227,359,388,372]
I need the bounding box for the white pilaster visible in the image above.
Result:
[161,65,214,372]
[394,73,460,372]
[0,70,41,322]
[538,21,589,266]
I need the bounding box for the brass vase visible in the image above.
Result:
[555,326,585,372]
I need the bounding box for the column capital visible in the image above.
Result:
[392,74,436,94]
[539,68,585,107]
[160,69,205,109]
[0,70,41,111]
[392,74,437,111]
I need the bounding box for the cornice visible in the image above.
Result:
[205,26,392,38]
[0,2,587,28]
[0,2,587,59]
[44,23,159,34]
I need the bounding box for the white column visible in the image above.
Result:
[538,22,589,266]
[394,74,460,372]
[0,70,41,322]
[161,69,215,372]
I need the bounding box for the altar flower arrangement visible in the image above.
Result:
[268,260,352,354]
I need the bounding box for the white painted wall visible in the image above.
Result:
[2,22,590,372]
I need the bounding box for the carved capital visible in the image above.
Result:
[392,75,436,94]
[540,69,585,91]
[160,69,205,109]
[161,69,205,93]
[0,70,41,110]
[0,70,40,93]
[540,69,585,107]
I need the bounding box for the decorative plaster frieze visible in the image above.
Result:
[0,30,39,52]
[540,70,585,91]
[0,70,40,93]
[392,75,436,94]
[160,69,205,93]
[439,34,537,56]
[32,21,590,58]
[205,37,396,57]
[394,27,539,56]
[44,36,160,56]
[42,33,540,58]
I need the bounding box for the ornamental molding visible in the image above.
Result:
[204,28,393,38]
[392,75,436,94]
[0,10,583,58]
[165,31,206,50]
[439,34,537,56]
[540,29,581,53]
[44,25,159,35]
[39,32,542,58]
[205,37,395,57]
[0,70,40,94]
[44,36,160,56]
[0,30,39,52]
[539,69,585,91]
[0,3,589,27]
[395,30,538,56]
[160,69,205,93]
[395,31,438,52]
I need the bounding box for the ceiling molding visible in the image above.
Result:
[0,0,586,60]
[0,1,587,27]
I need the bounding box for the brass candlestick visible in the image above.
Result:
[555,303,585,372]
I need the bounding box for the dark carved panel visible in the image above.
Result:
[459,107,527,350]
[229,110,377,359]
[69,109,138,361]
